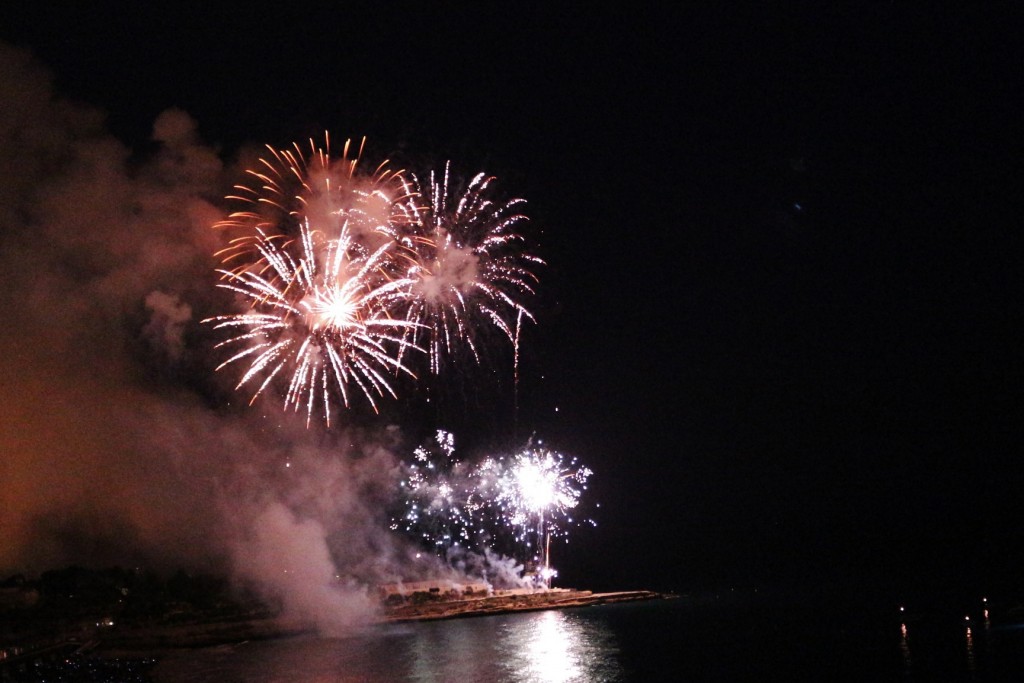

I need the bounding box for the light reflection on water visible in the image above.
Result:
[154,607,622,683]
[150,595,1024,682]
[499,609,620,682]
[519,610,585,681]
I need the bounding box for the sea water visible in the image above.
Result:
[152,591,1024,682]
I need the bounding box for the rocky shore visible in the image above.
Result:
[382,588,668,623]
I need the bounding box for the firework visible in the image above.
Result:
[483,446,592,551]
[494,446,592,585]
[205,136,541,425]
[390,430,489,551]
[204,136,422,426]
[205,220,421,426]
[391,433,594,581]
[396,162,543,375]
[214,135,409,268]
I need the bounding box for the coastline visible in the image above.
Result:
[98,589,670,653]
[1,589,673,666]
[381,588,670,623]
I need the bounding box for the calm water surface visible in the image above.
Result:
[153,593,1024,682]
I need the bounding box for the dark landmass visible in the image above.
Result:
[381,588,669,623]
[0,566,670,678]
[89,589,669,652]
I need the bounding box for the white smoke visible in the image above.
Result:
[230,502,376,634]
[143,290,192,360]
[447,546,530,590]
[414,241,480,303]
[0,41,476,631]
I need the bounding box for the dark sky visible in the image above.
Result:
[1,4,1020,599]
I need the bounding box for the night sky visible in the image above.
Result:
[1,5,1020,601]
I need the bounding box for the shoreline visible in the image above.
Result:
[99,589,671,653]
[381,588,670,623]
[1,589,673,664]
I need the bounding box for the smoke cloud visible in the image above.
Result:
[0,41,518,631]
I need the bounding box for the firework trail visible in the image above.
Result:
[205,136,540,425]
